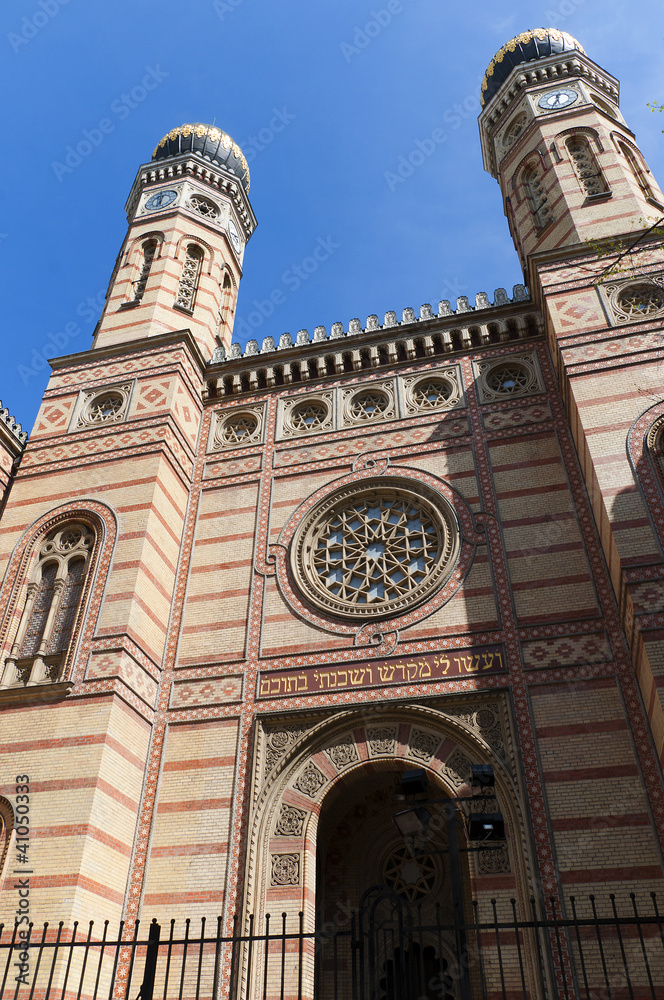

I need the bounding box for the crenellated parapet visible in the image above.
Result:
[205,286,541,398]
[0,402,27,508]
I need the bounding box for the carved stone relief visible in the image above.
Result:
[325,741,359,771]
[275,804,307,837]
[271,853,300,886]
[367,727,397,755]
[408,729,440,761]
[294,761,327,798]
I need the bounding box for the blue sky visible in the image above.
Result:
[1,0,663,430]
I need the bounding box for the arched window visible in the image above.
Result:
[215,272,234,339]
[619,140,654,200]
[132,238,158,301]
[175,244,204,311]
[0,797,13,884]
[566,136,607,197]
[2,523,94,687]
[522,160,552,230]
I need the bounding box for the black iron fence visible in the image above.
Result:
[1,891,663,1000]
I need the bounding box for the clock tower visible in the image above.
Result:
[92,123,257,360]
[479,29,664,770]
[478,30,664,272]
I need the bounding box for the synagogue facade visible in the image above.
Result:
[0,28,664,999]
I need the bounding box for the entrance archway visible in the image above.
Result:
[245,704,540,999]
[315,764,466,999]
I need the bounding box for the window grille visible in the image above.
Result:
[566,136,606,196]
[175,245,204,311]
[523,162,552,229]
[133,239,157,301]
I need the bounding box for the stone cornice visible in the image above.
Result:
[48,327,208,377]
[0,402,28,452]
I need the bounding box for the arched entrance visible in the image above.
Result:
[245,704,539,999]
[315,764,466,1000]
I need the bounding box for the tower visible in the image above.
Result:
[93,123,256,358]
[0,35,664,1000]
[479,28,664,771]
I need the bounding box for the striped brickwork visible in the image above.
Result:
[536,244,664,767]
[0,46,663,998]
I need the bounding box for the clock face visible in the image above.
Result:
[228,219,242,253]
[145,189,178,211]
[538,89,579,111]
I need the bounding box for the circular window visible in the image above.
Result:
[290,400,329,432]
[86,392,125,423]
[485,363,531,395]
[349,389,389,421]
[616,283,664,319]
[188,194,219,219]
[411,377,455,410]
[383,845,439,903]
[218,412,259,445]
[291,479,460,620]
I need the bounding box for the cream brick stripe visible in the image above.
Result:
[0,731,146,769]
[35,824,133,855]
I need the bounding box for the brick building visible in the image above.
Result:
[1,28,664,999]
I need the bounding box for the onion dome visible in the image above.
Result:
[152,123,250,192]
[481,29,585,107]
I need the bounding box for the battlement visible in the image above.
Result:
[211,285,530,364]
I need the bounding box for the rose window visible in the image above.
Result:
[291,479,460,620]
[349,390,389,421]
[485,364,530,395]
[188,195,219,219]
[290,401,329,432]
[86,393,125,423]
[411,378,454,409]
[616,283,664,319]
[383,845,438,903]
[219,412,259,445]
